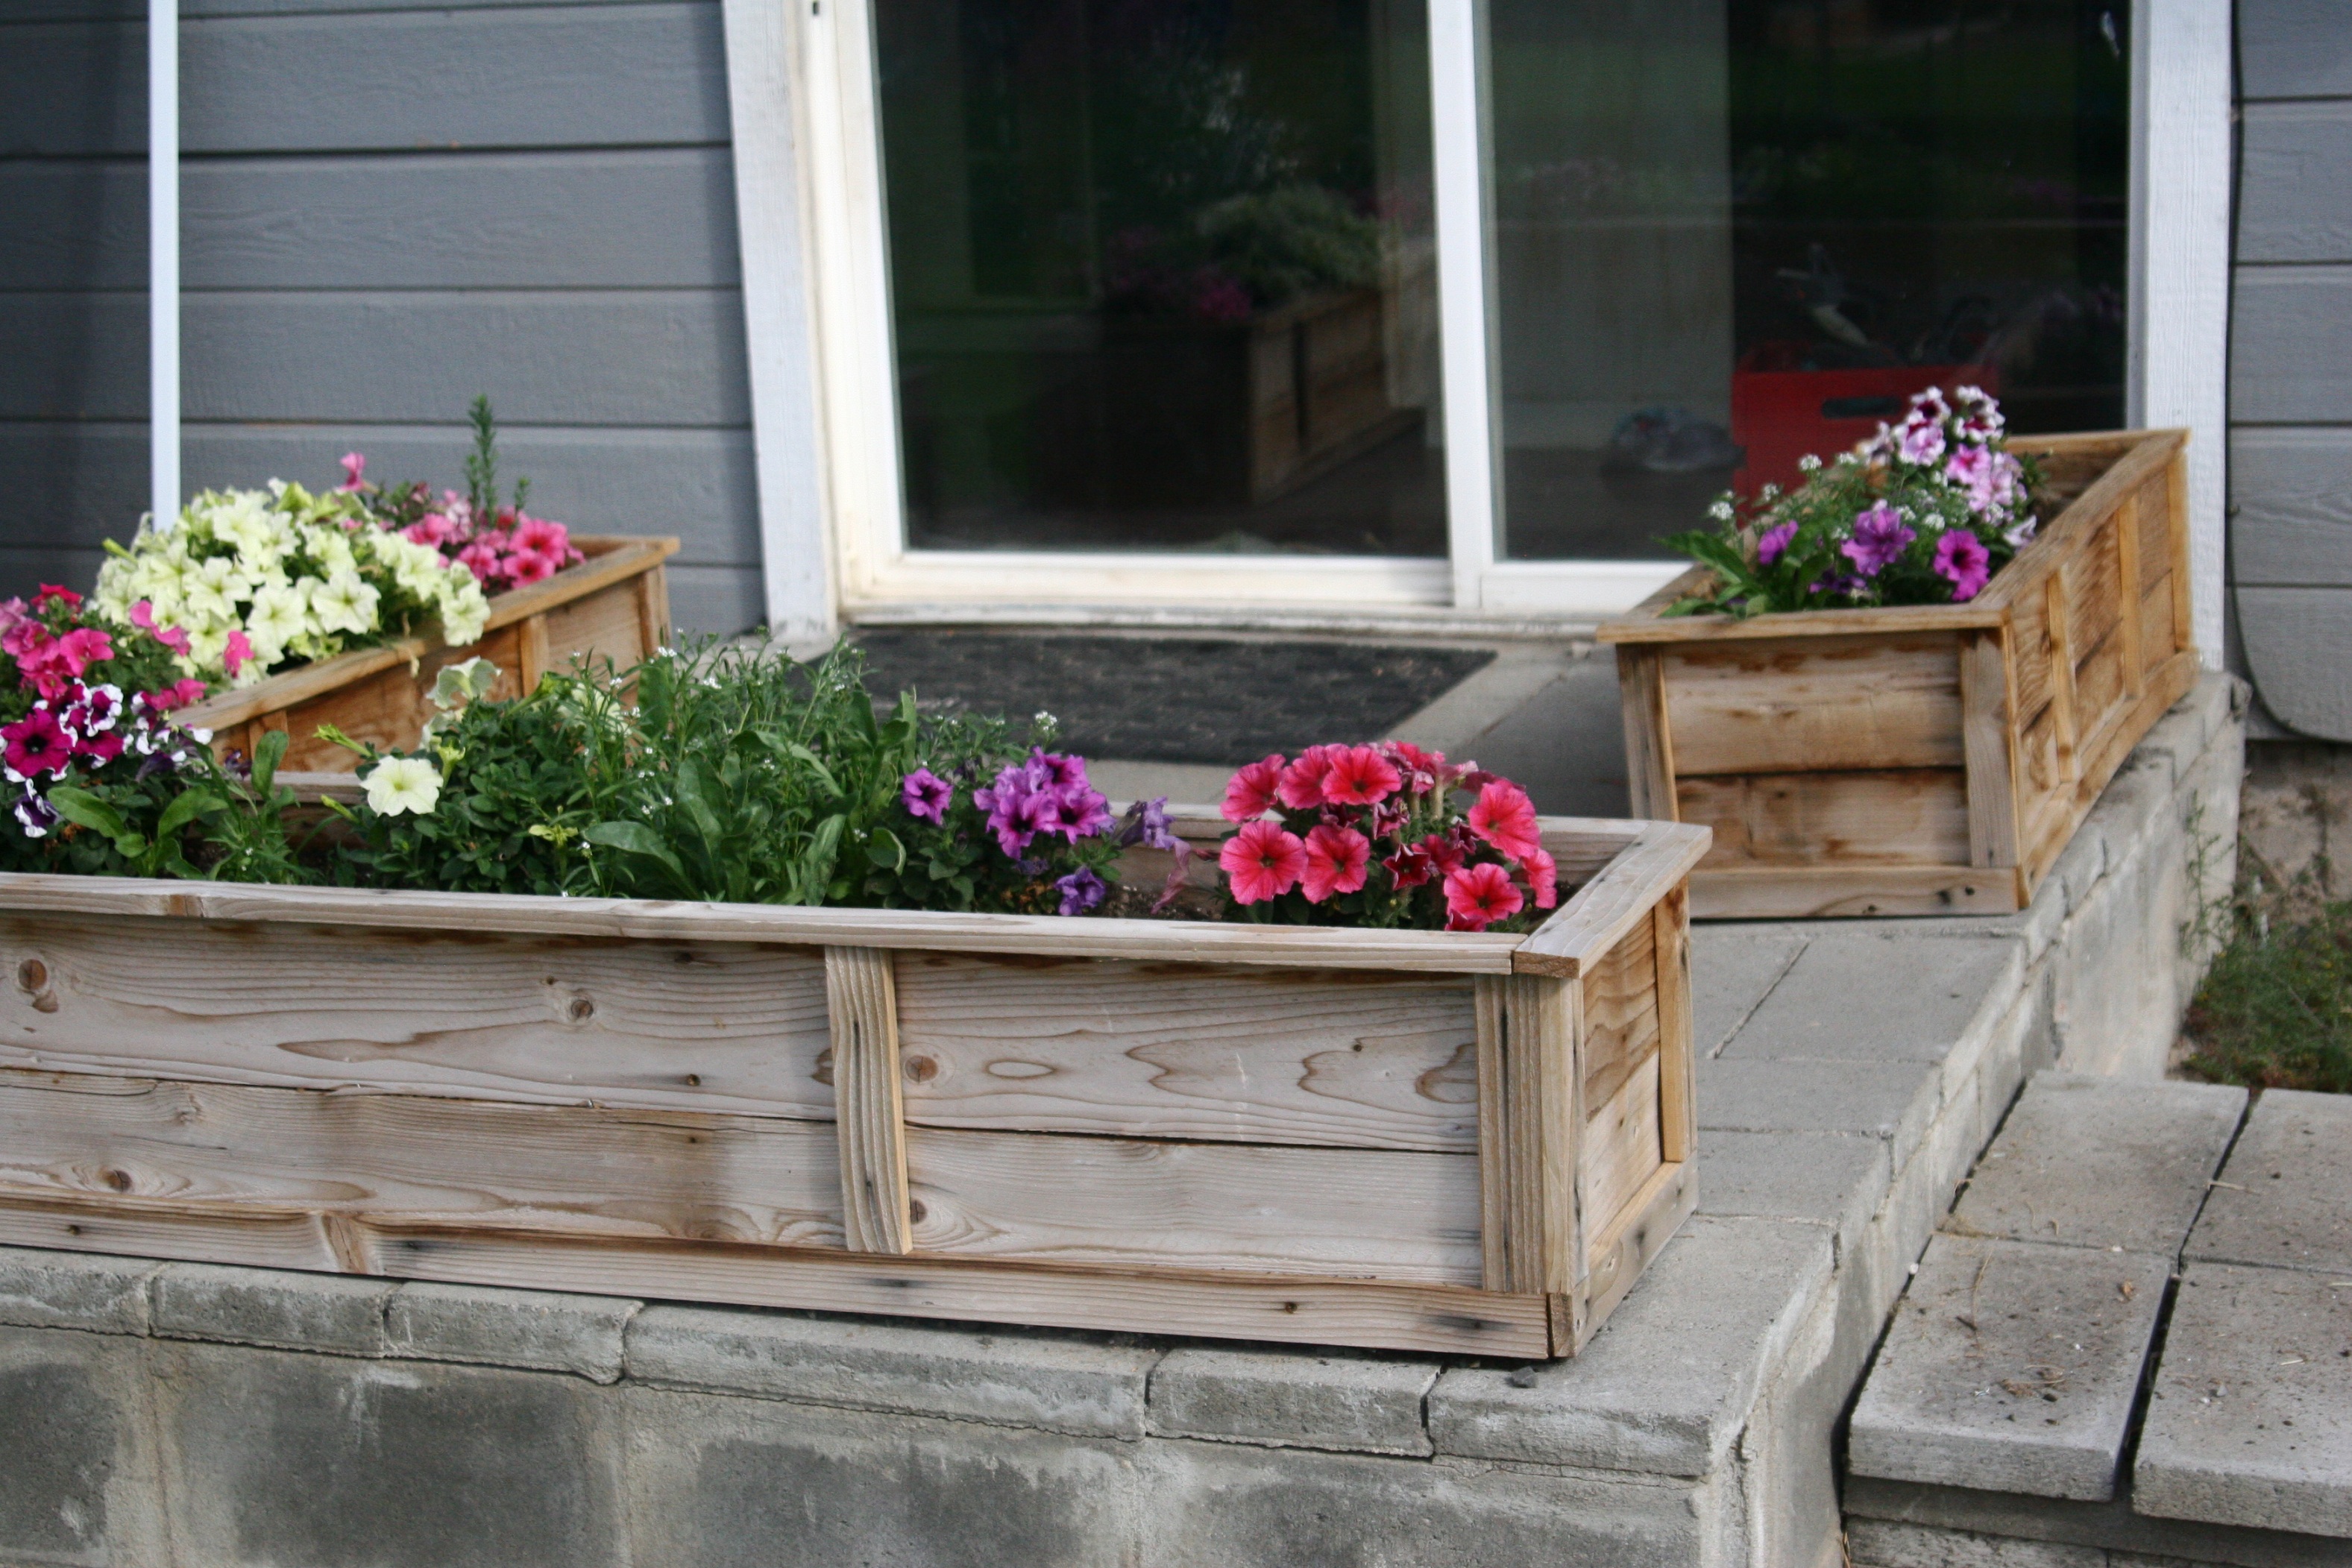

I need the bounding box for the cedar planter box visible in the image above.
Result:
[179,535,679,773]
[1598,429,2197,920]
[0,813,1706,1358]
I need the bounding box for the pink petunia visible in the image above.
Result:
[1444,862,1524,931]
[1320,745,1400,807]
[221,629,254,678]
[1466,779,1542,862]
[502,549,560,588]
[1276,743,1346,810]
[1221,819,1307,904]
[1897,418,1946,467]
[900,766,953,824]
[1523,846,1559,909]
[34,584,81,612]
[339,452,368,491]
[455,539,503,584]
[53,627,112,678]
[1933,530,1992,602]
[1383,840,1437,890]
[1300,824,1371,902]
[404,514,456,549]
[1221,754,1286,822]
[145,678,208,712]
[128,600,192,656]
[509,516,578,567]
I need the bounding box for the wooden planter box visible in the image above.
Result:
[0,813,1706,1358]
[1598,429,2198,920]
[180,535,679,773]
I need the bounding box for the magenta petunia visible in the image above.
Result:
[900,766,953,824]
[1755,520,1798,567]
[2,708,72,783]
[1934,529,1993,601]
[1842,503,1915,578]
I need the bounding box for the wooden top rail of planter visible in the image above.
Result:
[179,534,679,773]
[1598,429,2197,921]
[0,810,1707,1359]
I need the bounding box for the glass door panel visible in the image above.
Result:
[1488,0,2131,562]
[873,0,1448,558]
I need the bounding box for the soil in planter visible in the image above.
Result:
[851,632,1494,766]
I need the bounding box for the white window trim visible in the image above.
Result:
[727,0,2233,646]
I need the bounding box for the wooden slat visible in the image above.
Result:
[1617,646,1676,819]
[827,947,909,1256]
[2139,579,2178,680]
[1515,822,1711,978]
[1579,1051,1662,1242]
[904,1126,1480,1285]
[539,573,653,681]
[2168,448,2196,657]
[1651,884,1694,1165]
[1690,863,2024,920]
[0,874,1529,976]
[1659,635,1966,775]
[1678,767,1970,868]
[516,611,550,693]
[1959,630,2022,871]
[2043,567,2081,784]
[1579,916,1659,1113]
[1978,430,2186,612]
[2063,510,2128,676]
[1568,1156,1695,1356]
[0,1189,352,1274]
[892,954,1479,1153]
[1475,973,1579,1297]
[1597,566,2002,645]
[0,1066,846,1247]
[0,915,835,1119]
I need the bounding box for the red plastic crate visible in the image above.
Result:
[1730,344,1999,498]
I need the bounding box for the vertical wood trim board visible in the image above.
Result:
[826,945,911,1255]
[1474,972,1580,1297]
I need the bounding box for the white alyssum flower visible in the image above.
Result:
[363,755,443,816]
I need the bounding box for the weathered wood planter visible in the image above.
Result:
[180,535,679,773]
[0,813,1705,1357]
[1599,429,2198,920]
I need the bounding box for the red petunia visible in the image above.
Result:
[1301,824,1371,902]
[1467,780,1542,862]
[1221,754,1286,823]
[1276,743,1347,810]
[1444,862,1524,931]
[1221,819,1307,904]
[1522,846,1559,909]
[1320,745,1400,807]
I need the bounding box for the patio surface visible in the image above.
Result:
[0,676,2246,1568]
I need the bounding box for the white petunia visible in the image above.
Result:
[310,570,380,637]
[363,755,442,817]
[244,583,309,666]
[438,576,491,647]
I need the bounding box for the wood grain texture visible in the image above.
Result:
[0,291,752,427]
[1597,565,2000,644]
[1616,646,1675,819]
[1568,1157,1694,1356]
[1958,632,2022,870]
[1690,864,2024,920]
[1515,822,1711,977]
[1579,916,1658,1113]
[1679,767,1970,869]
[0,915,836,1119]
[892,954,1480,1152]
[903,1125,1480,1285]
[1651,884,1693,1164]
[1474,973,1579,1297]
[0,150,743,293]
[1579,1051,1662,1244]
[826,948,909,1256]
[0,1065,846,1248]
[0,6,732,158]
[1659,635,1965,775]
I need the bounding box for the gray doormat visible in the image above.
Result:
[850,631,1494,765]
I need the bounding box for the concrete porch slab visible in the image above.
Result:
[2186,1089,2352,1276]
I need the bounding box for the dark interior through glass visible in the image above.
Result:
[1491,0,2132,561]
[875,0,1448,556]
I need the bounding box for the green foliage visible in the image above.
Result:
[2183,898,2352,1095]
[1196,184,1380,306]
[0,729,309,884]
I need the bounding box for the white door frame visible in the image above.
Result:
[726,0,2230,645]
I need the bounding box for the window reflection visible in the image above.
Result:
[877,0,1449,556]
[1493,1,2131,561]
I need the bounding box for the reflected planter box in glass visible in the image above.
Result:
[0,813,1705,1358]
[1599,430,2197,921]
[178,535,679,773]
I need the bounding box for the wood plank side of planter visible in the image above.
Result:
[1599,429,2194,921]
[184,535,679,770]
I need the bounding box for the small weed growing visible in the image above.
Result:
[2180,854,2352,1094]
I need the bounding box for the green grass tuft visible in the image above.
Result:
[2182,898,2352,1095]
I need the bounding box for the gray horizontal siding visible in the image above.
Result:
[1,4,730,157]
[2230,268,2352,425]
[0,292,750,426]
[2239,102,2352,262]
[0,150,741,292]
[2231,2,2352,740]
[2239,0,2352,101]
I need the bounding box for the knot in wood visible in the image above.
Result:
[16,959,45,992]
[903,1054,938,1083]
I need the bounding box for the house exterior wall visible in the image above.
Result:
[2233,0,2352,742]
[0,0,766,640]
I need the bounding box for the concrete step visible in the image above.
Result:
[2186,1089,2352,1277]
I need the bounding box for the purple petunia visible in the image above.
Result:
[1934,529,1992,601]
[1841,503,1915,578]
[1054,866,1107,917]
[1755,520,1798,567]
[11,787,55,839]
[900,766,953,825]
[974,751,1112,857]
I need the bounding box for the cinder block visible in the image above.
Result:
[2185,1089,2352,1276]
[622,1385,1133,1568]
[0,1245,157,1335]
[1953,1073,2245,1254]
[2133,1262,2352,1537]
[387,1280,636,1383]
[1717,935,2024,1068]
[626,1304,1158,1439]
[1427,1215,1833,1477]
[156,1338,625,1568]
[0,1328,166,1568]
[150,1262,392,1356]
[1846,1517,2104,1567]
[1697,1056,1944,1174]
[1849,1235,2171,1501]
[1693,1129,1889,1255]
[1148,1347,1436,1456]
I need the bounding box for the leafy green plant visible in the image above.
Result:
[2182,898,2352,1095]
[16,728,309,884]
